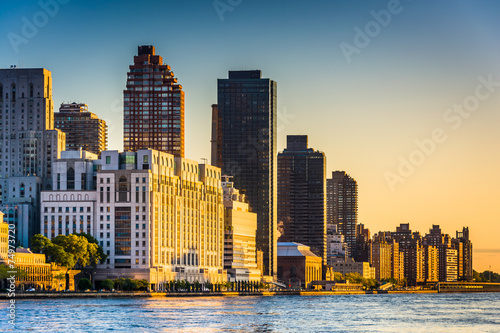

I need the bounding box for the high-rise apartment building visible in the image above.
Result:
[453,227,473,281]
[423,245,439,283]
[371,234,392,281]
[0,68,65,246]
[55,103,107,155]
[327,171,358,258]
[277,135,326,264]
[423,225,458,282]
[41,149,226,289]
[355,223,371,262]
[391,224,424,285]
[213,70,277,278]
[123,46,184,157]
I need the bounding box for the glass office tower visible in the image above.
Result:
[213,70,277,278]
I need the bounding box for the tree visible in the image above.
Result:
[137,279,150,291]
[78,278,92,291]
[123,278,138,291]
[76,233,107,265]
[114,278,125,291]
[333,272,344,281]
[100,279,114,291]
[473,270,500,282]
[30,234,52,254]
[54,273,66,291]
[46,243,76,269]
[0,265,27,290]
[345,272,363,284]
[53,234,90,268]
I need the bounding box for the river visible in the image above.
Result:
[1,293,499,332]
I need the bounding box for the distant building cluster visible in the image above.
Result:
[0,45,473,290]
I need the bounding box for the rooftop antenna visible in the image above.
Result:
[200,158,208,164]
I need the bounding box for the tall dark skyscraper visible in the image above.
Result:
[123,45,184,157]
[213,70,277,278]
[277,135,327,265]
[327,171,358,258]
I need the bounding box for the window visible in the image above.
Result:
[106,156,111,164]
[118,176,128,202]
[67,167,75,190]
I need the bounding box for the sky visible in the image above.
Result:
[1,0,499,272]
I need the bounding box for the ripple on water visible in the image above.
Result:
[1,293,500,332]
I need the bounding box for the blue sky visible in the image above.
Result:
[2,0,500,270]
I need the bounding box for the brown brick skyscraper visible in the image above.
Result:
[123,46,184,157]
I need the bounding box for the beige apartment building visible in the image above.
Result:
[41,149,226,290]
[222,176,260,282]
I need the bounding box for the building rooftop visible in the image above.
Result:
[277,242,319,257]
[15,248,33,254]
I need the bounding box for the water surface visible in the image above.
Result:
[1,293,499,332]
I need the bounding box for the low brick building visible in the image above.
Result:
[277,242,322,288]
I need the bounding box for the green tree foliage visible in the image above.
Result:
[111,278,148,291]
[345,272,363,284]
[473,270,500,282]
[114,278,125,291]
[123,278,138,291]
[100,279,114,291]
[46,243,76,269]
[0,264,27,281]
[30,234,52,253]
[345,272,379,290]
[76,232,107,265]
[333,272,344,281]
[54,273,66,291]
[53,234,89,268]
[29,233,105,271]
[78,278,92,291]
[137,279,150,291]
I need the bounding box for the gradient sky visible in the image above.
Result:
[1,0,499,271]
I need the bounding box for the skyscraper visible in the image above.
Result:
[213,70,277,278]
[277,135,326,265]
[55,102,107,155]
[0,68,65,246]
[123,45,184,157]
[327,171,358,258]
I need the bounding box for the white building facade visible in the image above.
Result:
[41,149,226,290]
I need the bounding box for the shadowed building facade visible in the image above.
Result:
[123,45,184,157]
[212,70,277,278]
[0,68,66,246]
[327,171,358,259]
[277,135,326,265]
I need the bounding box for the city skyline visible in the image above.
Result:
[1,0,499,272]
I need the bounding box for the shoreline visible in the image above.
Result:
[3,289,500,299]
